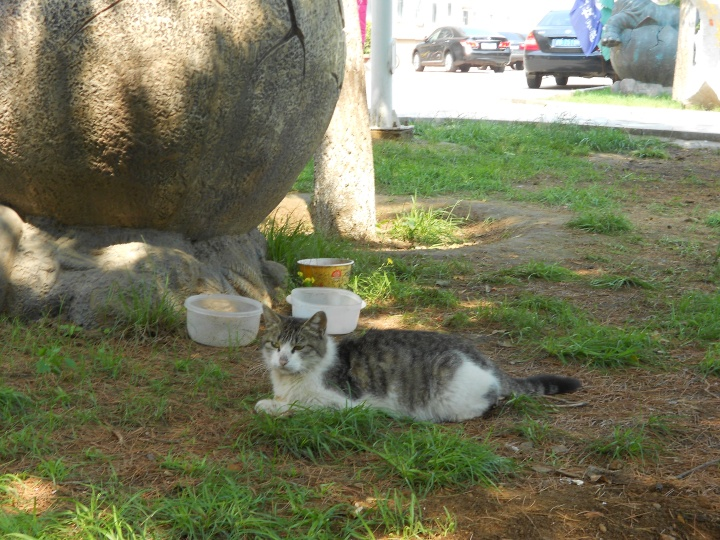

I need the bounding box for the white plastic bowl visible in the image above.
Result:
[185,294,262,347]
[287,287,366,334]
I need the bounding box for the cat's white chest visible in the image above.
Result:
[257,338,349,414]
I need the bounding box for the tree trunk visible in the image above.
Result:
[312,0,376,241]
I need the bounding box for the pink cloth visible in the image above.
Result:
[358,0,368,44]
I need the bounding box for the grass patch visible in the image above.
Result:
[294,120,669,207]
[245,407,512,497]
[589,274,655,289]
[243,405,393,461]
[388,198,467,246]
[567,211,633,234]
[705,211,720,228]
[542,325,660,368]
[556,86,719,113]
[476,294,582,341]
[512,418,554,444]
[105,278,184,338]
[698,344,720,377]
[501,393,552,419]
[665,291,720,342]
[373,425,514,495]
[485,261,579,284]
[589,424,659,462]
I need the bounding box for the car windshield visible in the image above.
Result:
[539,11,571,26]
[500,32,524,41]
[462,28,495,38]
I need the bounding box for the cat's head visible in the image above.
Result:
[260,306,330,374]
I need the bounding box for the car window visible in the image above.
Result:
[427,28,442,42]
[438,28,453,39]
[501,32,524,41]
[539,11,571,26]
[463,28,493,38]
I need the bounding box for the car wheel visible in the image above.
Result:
[412,52,424,72]
[554,76,569,86]
[459,64,470,72]
[492,65,506,73]
[526,73,542,89]
[512,61,524,70]
[444,52,455,72]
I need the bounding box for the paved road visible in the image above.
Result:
[385,65,612,118]
[367,65,720,143]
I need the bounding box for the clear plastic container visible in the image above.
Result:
[286,287,366,334]
[185,294,262,347]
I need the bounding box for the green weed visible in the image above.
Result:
[0,387,34,418]
[589,274,655,289]
[567,211,633,234]
[543,325,660,368]
[590,424,659,462]
[261,214,359,289]
[699,344,720,377]
[502,393,552,418]
[476,294,580,340]
[388,198,467,246]
[107,278,184,338]
[705,211,720,228]
[36,457,72,484]
[514,418,554,444]
[34,344,77,375]
[374,425,513,495]
[558,86,718,112]
[666,291,720,342]
[487,261,579,283]
[244,405,392,461]
[370,490,457,537]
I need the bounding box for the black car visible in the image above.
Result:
[412,26,511,73]
[523,10,615,88]
[499,31,526,70]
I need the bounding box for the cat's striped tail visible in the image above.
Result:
[510,375,582,396]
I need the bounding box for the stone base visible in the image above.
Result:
[612,79,672,97]
[0,205,287,328]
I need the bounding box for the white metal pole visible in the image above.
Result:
[369,0,394,128]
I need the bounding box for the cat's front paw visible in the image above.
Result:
[255,398,292,416]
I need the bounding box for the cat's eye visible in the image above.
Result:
[292,345,305,352]
[270,341,281,349]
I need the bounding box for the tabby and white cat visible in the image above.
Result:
[256,307,581,422]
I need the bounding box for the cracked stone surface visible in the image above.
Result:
[0,0,344,239]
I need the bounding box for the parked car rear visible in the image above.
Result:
[523,10,615,88]
[412,26,511,73]
[499,31,526,70]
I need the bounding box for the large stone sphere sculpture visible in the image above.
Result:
[601,0,679,88]
[0,0,344,240]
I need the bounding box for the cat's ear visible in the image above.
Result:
[304,311,327,336]
[262,304,282,329]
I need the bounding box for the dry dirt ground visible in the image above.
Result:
[4,142,720,539]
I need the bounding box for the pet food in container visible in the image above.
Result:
[297,258,354,287]
[286,287,366,334]
[185,294,262,347]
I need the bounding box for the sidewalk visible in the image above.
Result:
[399,98,720,145]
